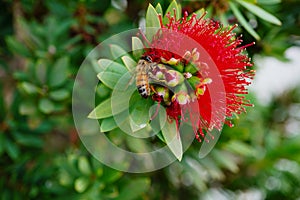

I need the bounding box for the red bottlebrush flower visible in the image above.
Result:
[142,11,255,141]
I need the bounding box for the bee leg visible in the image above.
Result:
[150,85,156,93]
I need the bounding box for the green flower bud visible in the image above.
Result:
[187,76,201,90]
[172,91,190,105]
[161,57,180,65]
[184,63,198,74]
[165,70,184,87]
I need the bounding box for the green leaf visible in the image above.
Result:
[114,178,150,200]
[257,0,281,5]
[0,85,6,121]
[96,59,128,89]
[19,100,37,115]
[35,59,47,85]
[110,44,128,60]
[59,169,73,187]
[78,156,91,175]
[224,140,256,157]
[39,98,55,114]
[97,59,114,72]
[97,71,123,89]
[146,4,161,41]
[89,96,130,119]
[149,104,167,142]
[121,56,136,71]
[237,0,282,25]
[49,89,70,101]
[229,1,261,40]
[98,59,128,75]
[74,177,89,193]
[96,83,111,99]
[48,57,69,88]
[163,0,181,24]
[155,3,163,15]
[88,98,113,119]
[13,132,43,148]
[5,36,30,57]
[212,150,239,173]
[0,134,5,156]
[125,136,151,153]
[132,37,144,59]
[161,120,183,161]
[101,167,123,183]
[129,98,151,132]
[5,139,20,160]
[100,117,118,132]
[195,8,206,19]
[19,82,40,95]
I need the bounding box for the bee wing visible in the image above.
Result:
[123,70,136,91]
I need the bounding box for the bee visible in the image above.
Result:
[135,55,156,98]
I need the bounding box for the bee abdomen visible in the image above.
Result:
[137,84,149,98]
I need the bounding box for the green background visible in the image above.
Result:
[0,0,300,199]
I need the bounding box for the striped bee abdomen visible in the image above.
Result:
[136,73,150,98]
[135,58,152,98]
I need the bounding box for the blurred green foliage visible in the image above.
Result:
[0,0,299,199]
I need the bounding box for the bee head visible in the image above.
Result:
[141,55,153,63]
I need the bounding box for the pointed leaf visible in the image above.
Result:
[237,0,282,25]
[49,57,69,88]
[257,0,281,4]
[177,3,182,19]
[229,2,260,40]
[163,0,180,24]
[195,8,205,19]
[110,44,128,60]
[97,59,127,74]
[88,97,129,119]
[97,59,114,72]
[88,98,112,119]
[19,82,40,95]
[97,59,128,89]
[100,117,118,132]
[155,3,163,15]
[5,36,30,57]
[121,56,136,71]
[97,72,123,89]
[132,36,144,59]
[5,139,20,160]
[146,4,161,41]
[161,121,183,161]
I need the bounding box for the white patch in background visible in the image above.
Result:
[250,46,300,105]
